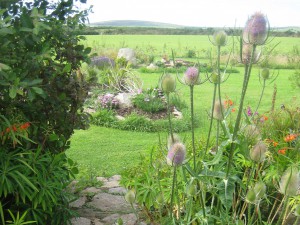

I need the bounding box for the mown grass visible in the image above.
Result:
[68,34,300,177]
[67,64,299,177]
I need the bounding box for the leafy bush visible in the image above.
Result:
[0,1,91,224]
[132,88,166,113]
[91,109,117,127]
[118,113,155,132]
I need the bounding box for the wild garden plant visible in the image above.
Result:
[122,12,300,225]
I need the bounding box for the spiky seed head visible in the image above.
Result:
[159,73,176,94]
[213,30,228,46]
[295,204,300,217]
[184,67,200,85]
[260,68,270,80]
[242,43,260,65]
[125,189,136,204]
[250,141,268,162]
[213,100,224,120]
[246,189,256,204]
[211,72,219,84]
[243,125,261,143]
[167,142,186,166]
[253,181,266,200]
[243,12,268,45]
[279,167,300,196]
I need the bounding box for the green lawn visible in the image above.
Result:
[68,34,300,177]
[67,65,299,177]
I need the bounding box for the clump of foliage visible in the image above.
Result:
[121,13,300,225]
[132,87,166,113]
[0,0,91,224]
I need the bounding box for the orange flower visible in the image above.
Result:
[284,134,297,142]
[262,115,268,121]
[273,141,278,147]
[12,125,17,132]
[5,127,10,133]
[224,99,233,108]
[20,122,30,130]
[231,108,236,113]
[278,148,287,155]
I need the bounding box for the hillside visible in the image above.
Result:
[90,20,187,28]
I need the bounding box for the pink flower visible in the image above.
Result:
[167,142,186,166]
[184,67,200,86]
[243,12,268,45]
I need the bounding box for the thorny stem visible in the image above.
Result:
[270,196,286,224]
[205,83,217,154]
[250,79,266,121]
[225,44,257,179]
[170,166,177,219]
[275,196,289,225]
[197,180,206,219]
[190,85,196,170]
[166,93,174,142]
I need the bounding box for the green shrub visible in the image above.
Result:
[132,90,166,113]
[91,109,117,127]
[118,113,155,132]
[0,1,91,224]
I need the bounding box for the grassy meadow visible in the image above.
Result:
[67,35,300,177]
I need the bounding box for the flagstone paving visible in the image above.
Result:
[69,175,149,225]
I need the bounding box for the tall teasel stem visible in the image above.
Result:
[189,85,196,170]
[205,83,217,154]
[166,93,174,142]
[170,166,177,219]
[225,44,257,179]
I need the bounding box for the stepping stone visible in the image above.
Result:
[88,192,132,213]
[101,180,120,189]
[109,175,121,181]
[82,187,102,194]
[108,187,127,195]
[97,177,108,183]
[71,217,91,225]
[69,196,87,208]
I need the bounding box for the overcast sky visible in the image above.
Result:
[80,0,300,27]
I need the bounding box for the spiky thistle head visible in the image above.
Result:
[279,167,300,196]
[213,30,228,46]
[159,73,176,94]
[213,100,224,120]
[249,141,268,162]
[125,189,136,204]
[243,124,261,144]
[167,142,186,166]
[260,68,270,80]
[243,12,269,45]
[253,181,266,200]
[183,67,200,86]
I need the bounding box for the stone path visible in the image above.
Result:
[69,175,148,225]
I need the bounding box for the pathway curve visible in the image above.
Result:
[69,175,149,225]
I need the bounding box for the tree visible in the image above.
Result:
[0,0,91,224]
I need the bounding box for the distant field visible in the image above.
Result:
[82,35,300,58]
